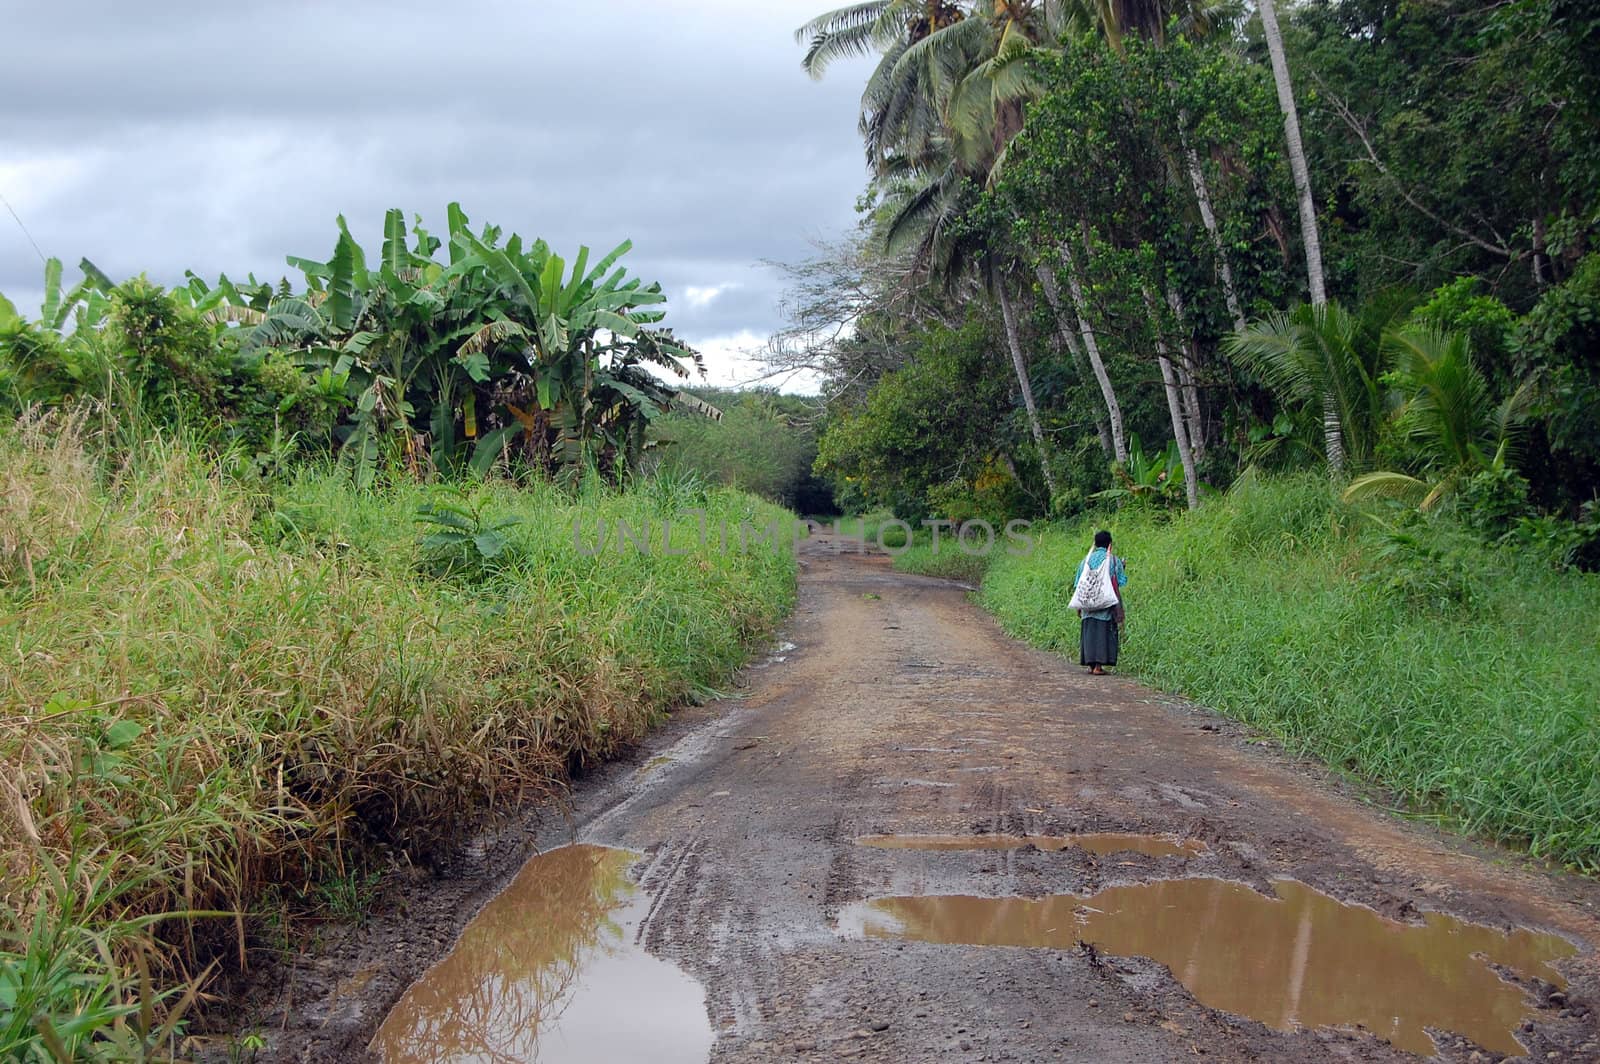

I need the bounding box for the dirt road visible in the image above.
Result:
[252,534,1600,1062]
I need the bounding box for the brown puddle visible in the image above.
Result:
[840,877,1576,1057]
[858,832,1206,858]
[371,844,713,1063]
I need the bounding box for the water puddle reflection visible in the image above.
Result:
[840,877,1575,1057]
[371,844,712,1063]
[858,833,1205,858]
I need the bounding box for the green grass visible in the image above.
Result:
[974,474,1600,872]
[0,414,796,1054]
[826,511,894,546]
[887,530,991,583]
[830,513,994,582]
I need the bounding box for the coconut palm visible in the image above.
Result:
[1256,0,1326,306]
[808,3,1069,505]
[803,3,1069,181]
[1226,300,1401,474]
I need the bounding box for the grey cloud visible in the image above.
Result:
[1,1,872,382]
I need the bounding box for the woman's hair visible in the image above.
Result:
[1094,530,1112,548]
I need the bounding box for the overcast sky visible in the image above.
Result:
[0,1,873,391]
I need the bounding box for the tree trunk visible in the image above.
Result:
[1159,353,1201,510]
[993,260,1059,506]
[1145,288,1201,510]
[1184,144,1248,332]
[1532,215,1549,286]
[1322,394,1345,474]
[1036,261,1113,457]
[1163,286,1206,461]
[1058,242,1128,464]
[1259,0,1326,307]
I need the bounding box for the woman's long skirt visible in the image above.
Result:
[1080,617,1119,667]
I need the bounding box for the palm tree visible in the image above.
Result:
[870,158,1063,504]
[797,1,968,81]
[803,3,1062,181]
[806,2,1069,507]
[1256,0,1326,306]
[1226,300,1396,473]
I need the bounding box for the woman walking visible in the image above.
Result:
[1069,530,1126,675]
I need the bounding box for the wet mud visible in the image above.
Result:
[857,832,1206,858]
[232,531,1600,1062]
[842,876,1577,1057]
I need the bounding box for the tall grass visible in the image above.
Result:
[0,413,796,1053]
[976,474,1600,871]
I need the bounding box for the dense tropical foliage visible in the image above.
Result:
[1,205,720,488]
[787,0,1599,567]
[649,387,836,514]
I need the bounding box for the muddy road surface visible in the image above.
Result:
[248,534,1600,1062]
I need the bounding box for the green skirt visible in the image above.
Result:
[1080,617,1119,667]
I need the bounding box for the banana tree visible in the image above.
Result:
[454,222,716,480]
[241,205,718,485]
[1091,432,1188,506]
[0,258,117,407]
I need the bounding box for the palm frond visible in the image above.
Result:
[798,1,901,77]
[202,305,266,326]
[670,391,724,421]
[1224,312,1317,402]
[948,70,997,168]
[987,26,1045,104]
[1492,373,1539,466]
[1341,471,1430,507]
[245,297,330,353]
[1385,325,1491,467]
[875,165,956,257]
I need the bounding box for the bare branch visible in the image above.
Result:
[1314,75,1514,260]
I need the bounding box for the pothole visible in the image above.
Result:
[838,877,1576,1057]
[858,833,1207,858]
[371,844,713,1063]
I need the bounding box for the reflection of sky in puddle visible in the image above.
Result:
[840,877,1576,1057]
[858,833,1206,858]
[371,844,712,1064]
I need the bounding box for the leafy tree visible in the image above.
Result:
[1297,0,1600,302]
[814,314,1025,520]
[651,389,832,511]
[1511,253,1600,513]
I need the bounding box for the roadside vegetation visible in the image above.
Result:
[649,387,836,515]
[977,477,1600,872]
[0,211,795,1057]
[783,3,1600,870]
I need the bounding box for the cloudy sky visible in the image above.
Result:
[0,1,875,391]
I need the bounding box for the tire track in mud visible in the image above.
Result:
[237,533,1600,1062]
